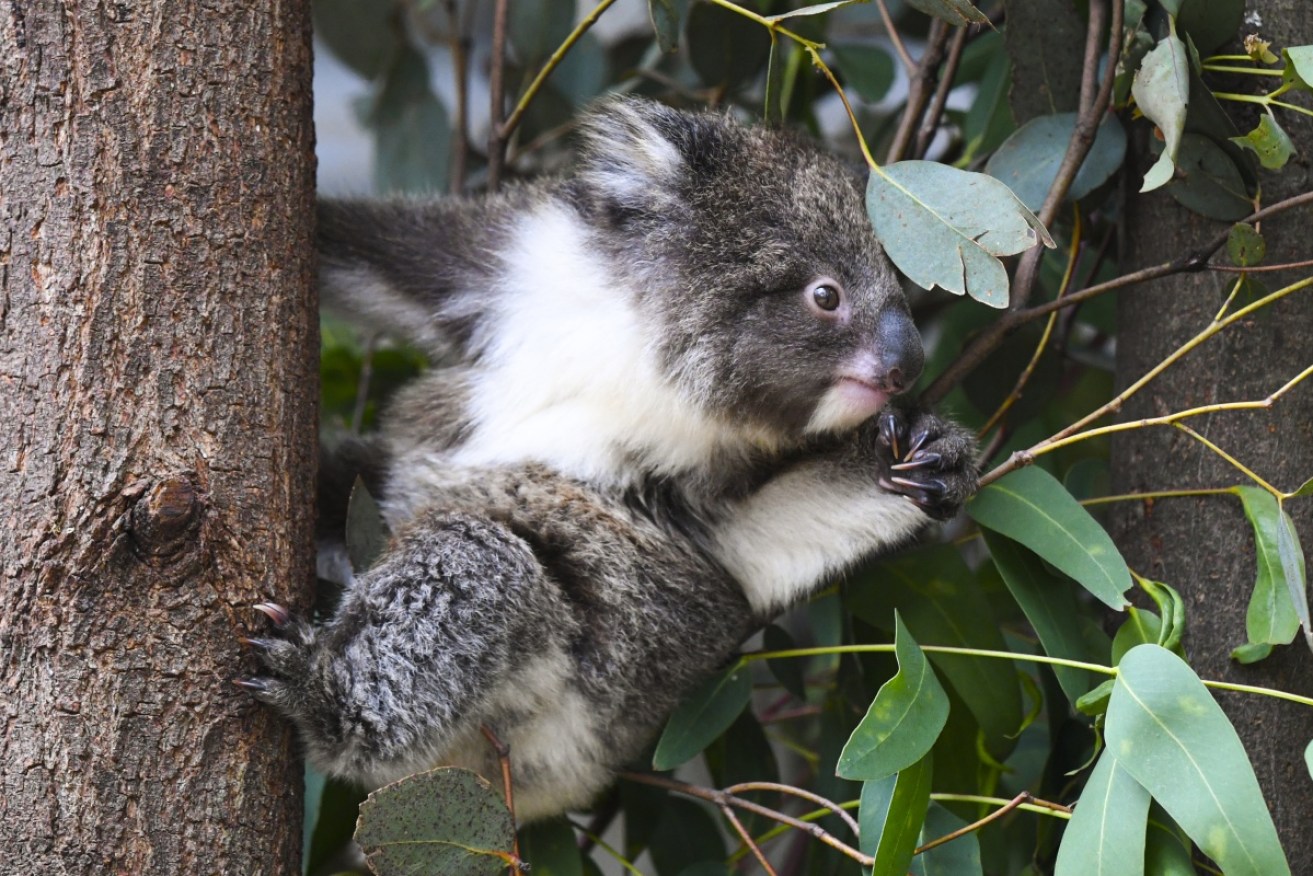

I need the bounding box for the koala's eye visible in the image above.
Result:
[812,283,841,311]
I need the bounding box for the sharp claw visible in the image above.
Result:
[876,410,899,449]
[233,677,269,692]
[239,636,276,650]
[907,427,934,457]
[889,476,923,490]
[890,452,942,472]
[253,602,291,627]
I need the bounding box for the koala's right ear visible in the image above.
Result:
[574,97,728,214]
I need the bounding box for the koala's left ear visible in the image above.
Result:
[575,97,727,214]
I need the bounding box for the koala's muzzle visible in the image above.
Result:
[870,308,924,395]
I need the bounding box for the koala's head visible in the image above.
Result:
[567,97,924,443]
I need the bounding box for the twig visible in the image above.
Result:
[723,781,862,839]
[499,0,619,143]
[915,791,1033,854]
[619,772,876,868]
[886,18,951,164]
[980,281,1313,487]
[486,0,510,190]
[1209,257,1313,273]
[920,190,1313,407]
[875,0,913,72]
[442,0,469,193]
[722,805,779,875]
[913,24,968,159]
[480,723,521,869]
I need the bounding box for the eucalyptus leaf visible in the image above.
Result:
[982,532,1110,703]
[1133,32,1191,192]
[766,0,869,21]
[314,0,398,80]
[1107,645,1290,876]
[1177,0,1243,56]
[1112,609,1162,665]
[866,162,1053,308]
[1145,811,1198,876]
[652,662,751,770]
[1231,642,1274,664]
[1275,507,1312,652]
[858,754,934,876]
[969,466,1132,610]
[356,767,515,876]
[1053,753,1150,876]
[346,477,389,574]
[837,613,949,780]
[1232,486,1301,648]
[985,113,1127,212]
[764,34,785,125]
[519,818,583,876]
[904,0,989,27]
[1227,222,1266,267]
[1231,114,1296,170]
[831,42,896,103]
[1305,739,1313,781]
[1282,46,1313,90]
[1294,475,1313,497]
[509,0,574,64]
[1136,577,1185,655]
[648,0,689,53]
[1164,133,1251,221]
[910,802,983,876]
[367,43,451,195]
[1075,678,1115,716]
[686,2,771,90]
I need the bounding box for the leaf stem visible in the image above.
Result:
[914,791,1035,854]
[931,793,1072,819]
[1081,487,1237,506]
[743,644,1118,677]
[1202,64,1284,76]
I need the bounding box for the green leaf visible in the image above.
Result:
[764,33,785,125]
[1075,678,1115,716]
[1305,739,1313,781]
[519,818,583,876]
[1292,475,1313,497]
[1137,577,1185,655]
[1112,609,1162,665]
[1165,133,1252,221]
[366,43,451,195]
[866,162,1053,309]
[858,754,934,876]
[1177,0,1244,56]
[762,624,807,699]
[904,0,988,27]
[1282,46,1313,90]
[1133,32,1191,192]
[1231,642,1274,664]
[962,38,1013,160]
[910,802,983,875]
[969,467,1131,610]
[1227,222,1266,267]
[1232,486,1301,648]
[1145,811,1200,876]
[837,613,950,780]
[1231,114,1296,170]
[652,663,751,770]
[686,2,771,90]
[305,768,368,876]
[314,0,398,80]
[649,799,726,875]
[848,546,1023,759]
[1107,645,1291,876]
[985,113,1127,212]
[509,0,575,64]
[982,532,1109,704]
[1054,753,1150,876]
[831,42,896,103]
[766,0,869,21]
[346,477,389,574]
[647,0,689,53]
[356,767,515,876]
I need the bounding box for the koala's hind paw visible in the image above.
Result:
[876,408,977,521]
[235,603,319,712]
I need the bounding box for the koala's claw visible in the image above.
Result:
[253,602,291,628]
[239,636,278,651]
[233,677,270,692]
[875,407,978,521]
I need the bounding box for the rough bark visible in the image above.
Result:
[1112,0,1313,862]
[0,1,316,873]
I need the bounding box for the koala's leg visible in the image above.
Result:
[242,510,555,780]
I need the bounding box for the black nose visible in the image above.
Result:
[872,309,924,394]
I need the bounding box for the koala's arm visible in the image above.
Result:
[710,406,977,618]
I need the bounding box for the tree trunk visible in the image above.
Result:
[1112,0,1313,862]
[0,1,316,872]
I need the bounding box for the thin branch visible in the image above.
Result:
[915,791,1032,855]
[921,189,1313,406]
[724,782,862,840]
[886,18,951,164]
[499,0,619,142]
[722,805,779,876]
[875,0,914,72]
[980,279,1313,487]
[1209,257,1313,273]
[1081,487,1237,506]
[442,0,469,193]
[620,772,876,868]
[486,0,510,190]
[913,24,968,159]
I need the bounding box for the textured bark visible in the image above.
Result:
[0,1,316,873]
[1112,0,1313,862]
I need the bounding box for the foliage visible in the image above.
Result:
[310,0,1313,873]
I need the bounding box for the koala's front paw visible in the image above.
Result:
[875,408,978,521]
[235,602,320,713]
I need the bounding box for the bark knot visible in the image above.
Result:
[129,475,202,559]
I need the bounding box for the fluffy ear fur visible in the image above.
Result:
[574,97,729,212]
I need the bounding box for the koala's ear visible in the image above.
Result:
[575,97,725,211]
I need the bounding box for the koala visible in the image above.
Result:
[241,97,977,822]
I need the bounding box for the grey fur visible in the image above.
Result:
[248,98,977,821]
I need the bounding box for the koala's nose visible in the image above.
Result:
[872,309,924,395]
